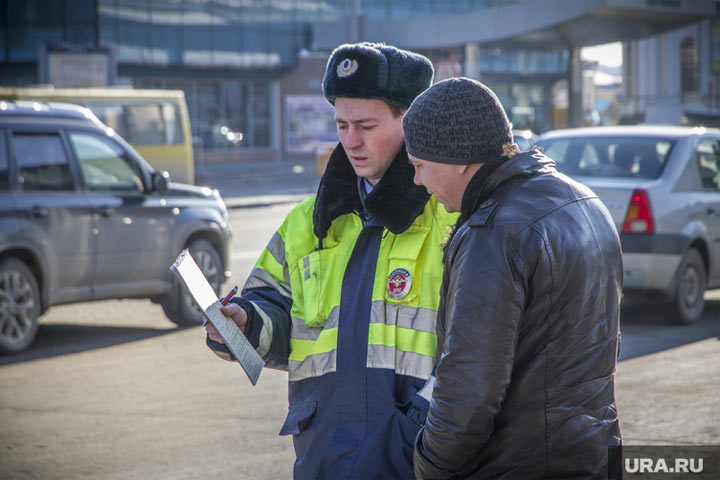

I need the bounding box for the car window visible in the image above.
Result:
[0,130,8,190]
[578,142,601,171]
[126,103,166,145]
[86,102,183,146]
[13,132,74,191]
[542,139,569,165]
[538,136,673,179]
[69,131,144,193]
[85,102,128,139]
[697,139,720,190]
[161,103,184,145]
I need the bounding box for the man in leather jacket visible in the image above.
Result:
[403,77,623,479]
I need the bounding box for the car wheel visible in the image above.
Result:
[162,239,223,326]
[0,258,41,354]
[667,248,706,325]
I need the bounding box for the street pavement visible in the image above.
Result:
[194,157,320,208]
[196,158,720,449]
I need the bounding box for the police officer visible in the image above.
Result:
[205,43,456,479]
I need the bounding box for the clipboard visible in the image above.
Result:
[170,249,264,385]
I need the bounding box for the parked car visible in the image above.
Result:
[536,125,720,324]
[0,100,232,353]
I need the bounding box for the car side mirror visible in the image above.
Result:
[152,171,170,193]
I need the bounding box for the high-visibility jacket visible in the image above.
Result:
[210,145,456,479]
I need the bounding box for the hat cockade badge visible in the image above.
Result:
[337,58,358,78]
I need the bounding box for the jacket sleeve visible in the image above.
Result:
[414,228,526,479]
[207,227,293,371]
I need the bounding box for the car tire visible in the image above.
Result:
[0,258,41,354]
[667,248,706,325]
[162,239,224,327]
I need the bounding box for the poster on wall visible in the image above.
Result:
[40,46,116,88]
[285,95,337,154]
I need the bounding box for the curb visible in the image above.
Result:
[223,193,312,209]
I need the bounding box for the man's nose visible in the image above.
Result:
[413,169,422,186]
[343,126,362,149]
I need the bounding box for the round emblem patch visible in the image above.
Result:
[336,58,358,78]
[387,268,412,300]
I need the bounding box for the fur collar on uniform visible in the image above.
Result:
[313,143,430,239]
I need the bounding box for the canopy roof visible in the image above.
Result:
[313,0,715,51]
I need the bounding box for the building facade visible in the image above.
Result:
[1,0,716,165]
[622,17,720,127]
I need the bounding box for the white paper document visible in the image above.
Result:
[170,249,264,385]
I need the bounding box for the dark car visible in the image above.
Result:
[0,100,232,353]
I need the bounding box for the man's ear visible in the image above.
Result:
[459,162,484,176]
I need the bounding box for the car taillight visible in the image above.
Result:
[622,189,655,233]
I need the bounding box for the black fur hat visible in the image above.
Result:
[322,42,434,109]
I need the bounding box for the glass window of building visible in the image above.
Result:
[150,0,183,64]
[476,46,568,74]
[0,24,5,63]
[196,83,222,149]
[6,0,97,62]
[118,1,152,63]
[225,82,250,146]
[681,37,699,95]
[182,4,214,66]
[252,82,271,148]
[0,129,8,189]
[8,1,63,62]
[173,79,274,151]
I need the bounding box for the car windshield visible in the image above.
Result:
[536,136,675,179]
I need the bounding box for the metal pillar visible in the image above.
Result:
[349,0,362,43]
[568,46,583,128]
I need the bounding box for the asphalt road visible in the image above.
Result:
[0,202,718,479]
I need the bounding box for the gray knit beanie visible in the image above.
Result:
[403,77,513,164]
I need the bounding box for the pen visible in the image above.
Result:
[203,285,238,326]
[221,285,239,306]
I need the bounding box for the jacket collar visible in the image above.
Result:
[313,143,430,239]
[460,148,555,222]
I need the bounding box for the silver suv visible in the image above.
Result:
[536,125,720,324]
[0,101,232,353]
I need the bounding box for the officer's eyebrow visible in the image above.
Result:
[335,116,379,125]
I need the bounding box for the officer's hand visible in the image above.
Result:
[204,303,248,343]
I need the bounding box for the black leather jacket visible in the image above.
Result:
[415,150,623,479]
